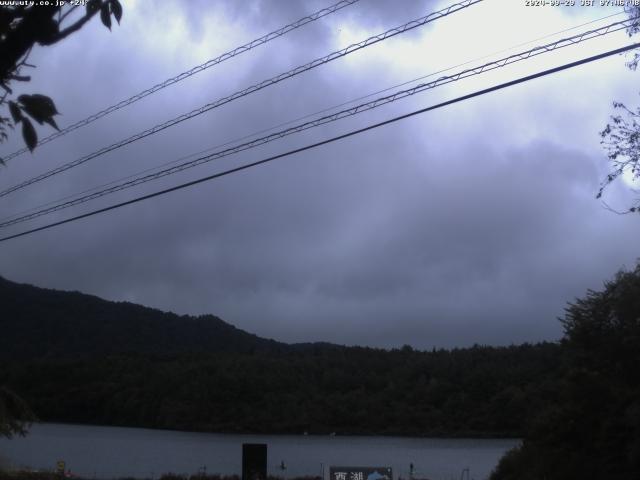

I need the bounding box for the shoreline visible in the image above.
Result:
[22,421,523,441]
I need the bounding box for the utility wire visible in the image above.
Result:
[2,9,624,225]
[1,42,637,244]
[0,18,634,229]
[0,8,627,228]
[1,0,362,163]
[0,0,482,199]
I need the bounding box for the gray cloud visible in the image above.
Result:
[1,0,639,349]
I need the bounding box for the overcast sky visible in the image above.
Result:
[1,0,639,348]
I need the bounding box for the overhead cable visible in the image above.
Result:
[0,0,362,163]
[1,42,638,244]
[0,0,483,198]
[0,18,634,229]
[3,8,624,225]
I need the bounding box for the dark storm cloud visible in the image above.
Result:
[1,0,639,348]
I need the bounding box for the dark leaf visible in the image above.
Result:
[21,117,37,152]
[0,157,4,166]
[100,3,111,30]
[8,101,22,123]
[34,17,59,45]
[86,0,101,15]
[110,0,122,24]
[43,116,60,131]
[18,94,59,125]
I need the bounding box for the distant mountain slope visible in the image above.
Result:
[0,276,566,437]
[0,276,283,359]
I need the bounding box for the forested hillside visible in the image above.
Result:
[0,276,564,437]
[0,276,281,359]
[4,265,638,478]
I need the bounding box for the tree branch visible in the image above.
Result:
[8,74,30,81]
[0,6,58,80]
[58,5,79,25]
[601,200,629,215]
[41,5,101,45]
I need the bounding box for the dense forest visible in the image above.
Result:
[0,343,563,437]
[490,263,640,480]
[0,275,563,437]
[2,265,640,479]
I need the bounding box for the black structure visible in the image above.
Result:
[242,443,267,480]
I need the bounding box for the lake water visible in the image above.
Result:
[0,424,519,480]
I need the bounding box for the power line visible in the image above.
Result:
[0,17,634,229]
[1,0,362,163]
[1,42,637,244]
[0,0,482,199]
[2,9,624,225]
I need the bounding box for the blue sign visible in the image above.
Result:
[330,467,393,480]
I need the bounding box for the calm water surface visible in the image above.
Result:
[0,424,519,480]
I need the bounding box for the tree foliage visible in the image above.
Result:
[599,101,640,212]
[598,6,640,211]
[625,6,640,71]
[0,386,36,439]
[0,0,122,159]
[0,344,564,438]
[0,1,123,436]
[491,262,640,480]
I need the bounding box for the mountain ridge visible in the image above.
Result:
[0,275,288,359]
[0,275,565,438]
